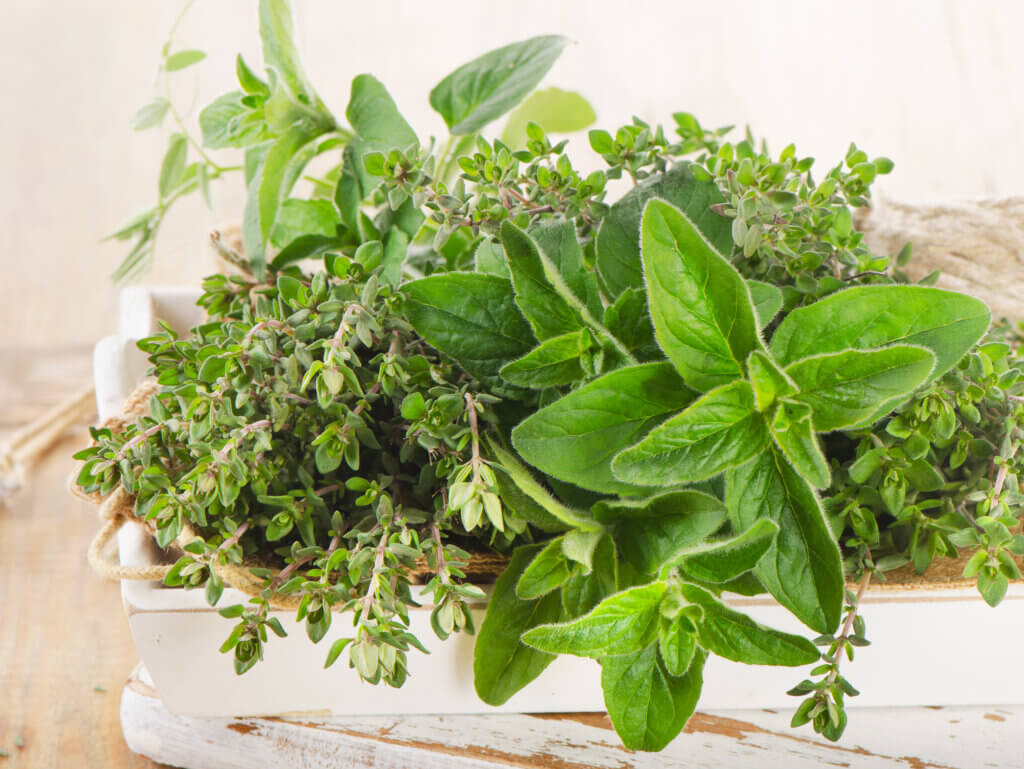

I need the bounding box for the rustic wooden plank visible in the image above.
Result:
[120,665,1021,769]
[0,433,167,768]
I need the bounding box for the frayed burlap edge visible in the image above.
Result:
[72,378,510,609]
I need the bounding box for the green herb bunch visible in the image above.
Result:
[88,0,1024,754]
[76,261,525,683]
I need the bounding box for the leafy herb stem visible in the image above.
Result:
[829,565,872,685]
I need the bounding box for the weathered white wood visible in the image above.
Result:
[120,665,1024,769]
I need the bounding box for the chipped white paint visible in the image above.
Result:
[121,665,1023,769]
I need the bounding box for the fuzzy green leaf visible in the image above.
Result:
[748,280,783,329]
[502,221,583,339]
[678,519,779,583]
[726,447,843,633]
[430,36,570,135]
[500,331,586,389]
[612,380,769,487]
[517,537,571,599]
[640,198,763,391]
[768,401,831,489]
[512,362,694,494]
[658,616,698,677]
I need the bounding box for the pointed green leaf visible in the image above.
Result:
[474,546,565,705]
[430,36,570,134]
[500,331,586,388]
[345,74,418,199]
[529,219,604,319]
[769,401,831,489]
[600,644,706,752]
[785,345,937,431]
[681,584,819,666]
[521,582,666,658]
[641,198,763,391]
[726,447,843,633]
[561,536,618,618]
[748,280,783,329]
[517,537,571,599]
[658,616,698,677]
[747,350,797,412]
[678,519,779,583]
[769,285,990,383]
[597,163,732,299]
[403,273,535,384]
[259,0,322,107]
[613,380,769,487]
[475,240,509,278]
[512,362,694,495]
[492,464,568,533]
[158,133,188,198]
[502,222,583,339]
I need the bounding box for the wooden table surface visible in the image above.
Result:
[0,347,166,768]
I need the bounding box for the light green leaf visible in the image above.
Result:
[641,198,763,391]
[785,345,937,431]
[488,443,600,532]
[747,350,797,412]
[345,74,418,200]
[659,615,698,677]
[517,537,571,599]
[502,221,583,339]
[726,446,843,633]
[678,519,779,583]
[768,401,831,489]
[600,644,706,752]
[475,240,509,278]
[132,100,169,131]
[597,163,732,299]
[403,273,535,384]
[596,490,728,576]
[165,49,206,72]
[521,582,666,658]
[270,198,339,248]
[259,0,322,107]
[199,91,270,149]
[561,535,618,618]
[474,546,565,705]
[769,285,990,383]
[512,362,694,495]
[613,380,769,487]
[500,332,586,389]
[500,87,597,148]
[529,219,604,319]
[748,280,783,329]
[158,134,188,198]
[380,228,408,288]
[430,36,570,135]
[492,464,568,533]
[681,584,819,666]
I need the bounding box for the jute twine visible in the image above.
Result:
[73,378,510,607]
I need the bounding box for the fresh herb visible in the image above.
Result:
[88,0,1024,752]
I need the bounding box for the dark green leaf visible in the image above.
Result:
[430,36,570,134]
[640,198,763,391]
[612,380,769,487]
[517,537,571,599]
[597,163,732,299]
[474,546,564,705]
[679,519,779,583]
[502,221,583,339]
[726,446,843,633]
[768,401,830,489]
[500,332,586,388]
[561,535,618,617]
[512,362,694,494]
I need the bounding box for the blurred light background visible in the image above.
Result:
[3,0,1021,351]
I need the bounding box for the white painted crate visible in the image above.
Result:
[97,287,1024,718]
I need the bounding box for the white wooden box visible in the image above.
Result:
[96,286,1024,718]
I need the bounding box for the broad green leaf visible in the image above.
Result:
[380,228,408,287]
[345,74,418,202]
[132,100,169,131]
[769,285,990,383]
[597,490,728,575]
[259,0,322,108]
[521,582,666,658]
[512,362,694,495]
[529,219,604,319]
[502,221,583,339]
[199,91,270,149]
[475,240,509,278]
[243,124,317,277]
[562,529,605,570]
[517,537,571,599]
[640,199,763,391]
[603,287,660,362]
[500,332,586,389]
[658,616,698,677]
[769,401,831,489]
[596,162,732,299]
[680,584,819,666]
[747,350,797,412]
[678,519,779,583]
[430,36,570,135]
[492,465,568,533]
[748,280,783,329]
[158,134,188,198]
[270,198,339,248]
[600,644,706,752]
[474,546,564,705]
[613,380,769,487]
[403,273,535,384]
[726,446,843,633]
[488,443,600,532]
[785,345,936,431]
[561,536,618,618]
[500,87,597,148]
[165,49,206,72]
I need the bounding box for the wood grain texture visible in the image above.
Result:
[0,425,167,768]
[121,665,1023,769]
